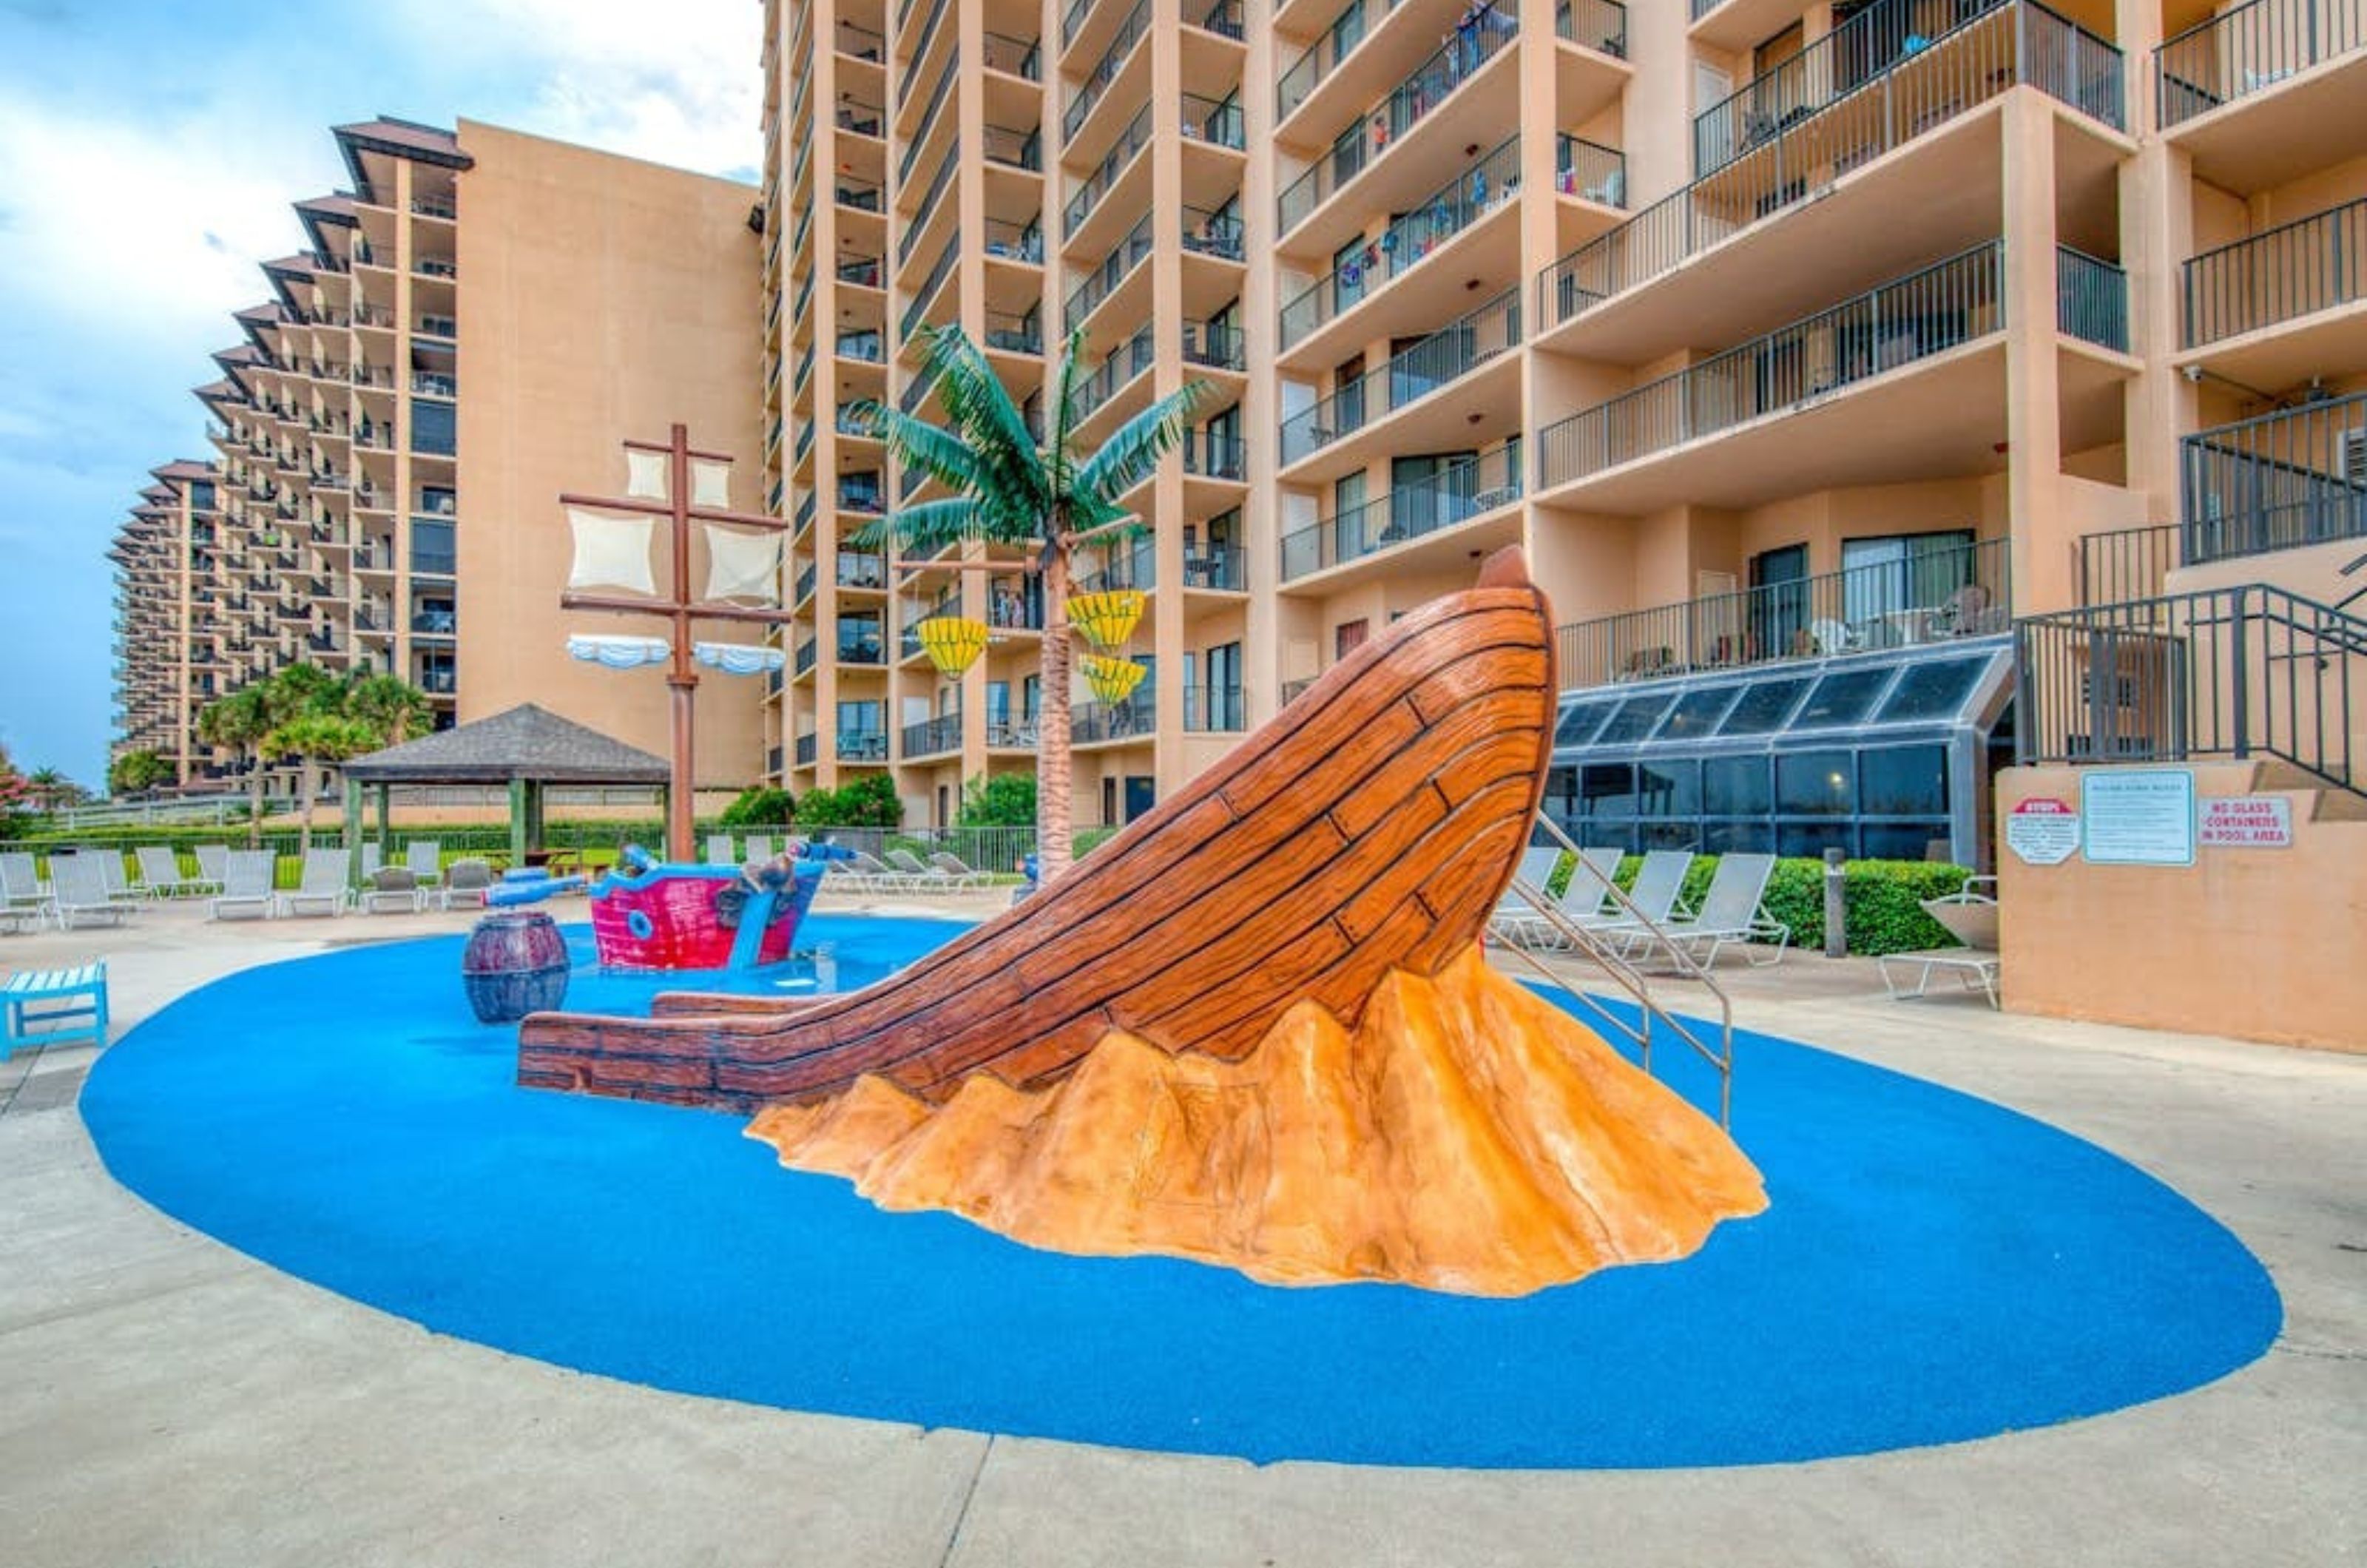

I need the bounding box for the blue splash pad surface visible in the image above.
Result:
[81,918,2280,1469]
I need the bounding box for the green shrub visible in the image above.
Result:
[720,785,795,827]
[956,771,1036,828]
[1604,854,1970,956]
[794,775,902,828]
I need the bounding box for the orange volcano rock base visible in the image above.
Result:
[746,947,1766,1297]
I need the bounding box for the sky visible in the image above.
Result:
[0,0,762,788]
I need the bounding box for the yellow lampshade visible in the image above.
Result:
[916,615,989,676]
[1081,654,1147,705]
[1067,589,1145,650]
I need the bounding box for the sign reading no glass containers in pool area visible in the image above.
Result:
[2197,795,2294,849]
[2080,770,2196,866]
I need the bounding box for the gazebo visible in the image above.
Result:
[337,704,670,884]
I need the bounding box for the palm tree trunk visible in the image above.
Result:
[296,759,315,859]
[1037,538,1075,884]
[246,752,263,848]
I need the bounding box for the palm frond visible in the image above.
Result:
[1074,379,1213,505]
[858,402,987,494]
[1044,325,1091,483]
[848,496,985,555]
[922,328,1045,513]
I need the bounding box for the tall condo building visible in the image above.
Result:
[762,0,2367,858]
[108,460,222,785]
[129,118,769,794]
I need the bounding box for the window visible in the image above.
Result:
[1554,700,1615,746]
[409,518,456,575]
[1334,619,1368,658]
[410,399,456,456]
[1718,675,1811,734]
[1791,667,1893,729]
[1841,530,1975,626]
[1704,754,1771,815]
[1859,746,1948,815]
[1775,749,1855,814]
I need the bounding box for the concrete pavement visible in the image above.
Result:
[1,895,2360,1567]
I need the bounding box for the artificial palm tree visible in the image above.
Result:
[851,325,1209,885]
[197,686,274,846]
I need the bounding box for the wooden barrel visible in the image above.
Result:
[462,911,570,1024]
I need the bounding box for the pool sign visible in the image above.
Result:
[2198,794,2294,849]
[2005,797,2080,865]
[2081,770,2197,866]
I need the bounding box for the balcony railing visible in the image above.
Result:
[2076,521,2181,606]
[900,238,959,339]
[983,122,1043,172]
[1277,9,1518,236]
[899,50,961,185]
[1543,3,2123,328]
[836,330,885,363]
[1557,0,1627,54]
[835,177,884,213]
[1181,319,1246,371]
[1538,243,2002,490]
[837,101,884,137]
[1064,0,1152,142]
[2180,391,2367,565]
[1279,287,1519,466]
[1279,445,1523,581]
[2016,584,2365,802]
[1181,206,1246,263]
[1186,537,1247,591]
[985,308,1044,356]
[837,729,889,763]
[1073,689,1155,744]
[1069,325,1156,422]
[898,141,959,266]
[1066,214,1153,327]
[2057,246,2129,351]
[1195,0,1244,40]
[982,30,1042,78]
[1183,685,1246,731]
[1183,92,1246,149]
[1555,536,2011,690]
[1181,428,1249,481]
[837,479,884,513]
[1280,138,1519,350]
[1555,135,1627,205]
[795,732,818,768]
[1064,107,1152,233]
[837,19,885,61]
[2158,0,2366,129]
[1277,0,1414,121]
[902,711,965,757]
[2183,195,2366,347]
[982,216,1044,264]
[838,255,884,288]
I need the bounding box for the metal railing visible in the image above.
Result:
[1280,138,1519,350]
[982,29,1042,78]
[1555,135,1626,205]
[1064,0,1152,142]
[1277,0,1413,121]
[1186,538,1247,591]
[1073,690,1156,744]
[2016,584,2366,800]
[1280,287,1519,465]
[1553,535,2011,689]
[899,49,960,185]
[1066,214,1153,327]
[1276,8,1519,237]
[2158,0,2365,129]
[794,732,818,768]
[898,141,959,264]
[2181,391,2367,564]
[1181,428,1249,481]
[985,308,1044,355]
[1071,325,1158,422]
[837,730,890,763]
[1183,685,1246,731]
[2058,246,2130,351]
[983,216,1044,264]
[1184,92,1246,149]
[1194,0,1244,40]
[983,122,1043,171]
[1280,445,1523,581]
[1182,319,1247,371]
[1544,3,2122,328]
[1557,0,1627,55]
[1064,107,1152,232]
[2077,522,2181,606]
[899,238,959,339]
[2183,195,2366,347]
[902,711,965,757]
[1181,207,1246,262]
[1539,243,2003,490]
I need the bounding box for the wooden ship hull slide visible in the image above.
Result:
[518,550,1557,1110]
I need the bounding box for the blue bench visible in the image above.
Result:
[2,961,109,1060]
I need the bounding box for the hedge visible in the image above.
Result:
[1542,853,1972,957]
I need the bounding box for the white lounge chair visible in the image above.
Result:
[438,858,496,910]
[359,867,425,914]
[360,842,384,878]
[705,834,736,866]
[194,845,231,889]
[885,848,956,888]
[1484,846,1566,942]
[845,850,911,892]
[210,851,278,921]
[403,840,443,889]
[279,848,354,917]
[1880,875,2001,1007]
[0,851,54,929]
[1627,852,1787,969]
[93,851,138,907]
[135,845,206,899]
[744,834,777,863]
[50,854,139,929]
[928,851,988,888]
[1496,845,1627,950]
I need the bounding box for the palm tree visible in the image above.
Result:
[197,686,274,846]
[342,672,434,750]
[264,711,381,860]
[852,325,1207,884]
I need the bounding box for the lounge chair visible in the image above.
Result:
[928,851,988,888]
[438,858,496,910]
[93,851,138,907]
[845,850,912,892]
[50,854,140,930]
[705,834,736,865]
[135,845,206,899]
[279,848,354,917]
[1627,852,1787,969]
[1583,851,1698,953]
[403,840,443,890]
[361,842,384,878]
[1880,875,2001,1007]
[885,848,958,888]
[1495,845,1627,950]
[194,845,231,889]
[744,834,777,863]
[210,851,278,920]
[360,867,425,914]
[1484,846,1567,943]
[0,851,54,929]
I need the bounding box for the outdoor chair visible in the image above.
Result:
[94,851,137,905]
[1935,582,2002,638]
[928,851,988,888]
[0,851,55,930]
[360,842,384,878]
[438,859,496,910]
[885,848,956,888]
[50,854,140,930]
[845,851,913,892]
[706,834,736,866]
[1484,846,1567,943]
[1587,851,1699,951]
[1880,875,2002,1008]
[210,851,278,921]
[2,959,108,1060]
[403,840,443,889]
[1625,853,1788,970]
[744,834,777,863]
[135,845,205,899]
[1809,619,1860,656]
[1495,845,1626,950]
[194,845,231,888]
[360,867,425,915]
[279,848,354,917]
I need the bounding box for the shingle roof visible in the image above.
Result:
[342,703,669,784]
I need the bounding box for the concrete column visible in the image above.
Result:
[1239,0,1282,729]
[2000,90,2070,615]
[1149,0,1188,797]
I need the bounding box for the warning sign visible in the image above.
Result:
[2005,797,2080,865]
[2198,794,2294,848]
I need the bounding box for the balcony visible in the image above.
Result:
[1276,6,1518,242]
[1278,137,1519,357]
[2057,246,2129,352]
[837,100,885,138]
[1068,325,1155,424]
[1553,536,2012,692]
[983,123,1043,173]
[982,29,1042,79]
[1064,0,1152,144]
[1183,685,1246,731]
[1279,286,1519,470]
[2178,196,2367,387]
[837,730,889,764]
[902,711,965,758]
[1073,690,1155,746]
[1280,445,1523,583]
[795,732,818,768]
[2181,391,2367,566]
[1180,428,1248,483]
[1541,3,2124,340]
[1063,106,1152,238]
[2158,0,2367,189]
[1066,214,1153,329]
[1186,538,1248,592]
[985,308,1044,357]
[1181,319,1246,372]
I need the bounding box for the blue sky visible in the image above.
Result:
[0,0,760,788]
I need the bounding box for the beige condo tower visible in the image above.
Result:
[761,0,2367,853]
